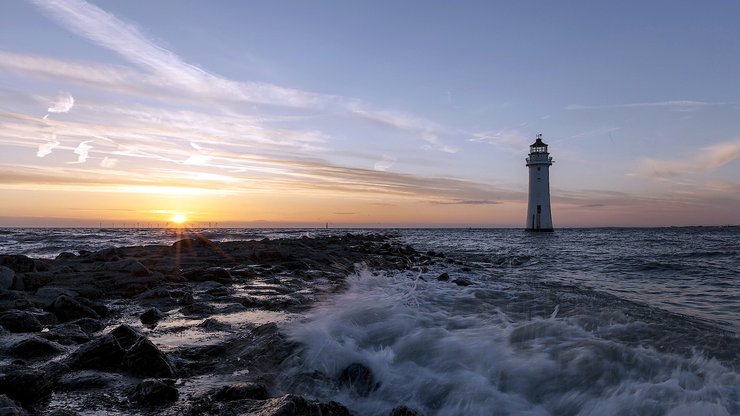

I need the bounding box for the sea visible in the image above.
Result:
[1,227,739,415]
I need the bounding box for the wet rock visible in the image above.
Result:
[0,255,36,273]
[140,307,165,326]
[57,370,121,391]
[0,290,30,312]
[48,295,100,322]
[104,259,151,276]
[109,324,142,349]
[0,394,26,416]
[124,337,176,378]
[0,310,42,333]
[390,405,420,416]
[42,323,92,345]
[437,272,450,281]
[212,382,268,401]
[338,363,378,397]
[66,334,125,372]
[198,318,232,332]
[68,317,103,334]
[0,266,14,290]
[133,378,178,406]
[180,302,215,317]
[183,267,232,284]
[137,287,172,299]
[8,337,64,359]
[252,395,350,416]
[452,278,472,286]
[34,287,79,305]
[46,410,80,416]
[252,250,286,262]
[0,368,52,409]
[55,252,77,261]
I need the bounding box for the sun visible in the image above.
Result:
[171,213,187,225]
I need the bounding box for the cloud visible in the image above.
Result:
[47,92,75,113]
[636,139,740,178]
[100,157,117,168]
[71,140,93,163]
[429,199,500,205]
[565,100,724,111]
[469,129,529,153]
[36,134,60,157]
[373,155,397,172]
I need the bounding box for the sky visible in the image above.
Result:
[1,0,739,227]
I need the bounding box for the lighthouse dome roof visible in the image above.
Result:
[530,137,548,147]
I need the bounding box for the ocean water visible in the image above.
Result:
[1,227,739,415]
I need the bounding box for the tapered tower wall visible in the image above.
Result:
[525,135,553,231]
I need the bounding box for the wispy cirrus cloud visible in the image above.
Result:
[565,100,726,111]
[636,139,740,178]
[47,92,75,113]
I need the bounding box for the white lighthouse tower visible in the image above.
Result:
[525,134,554,231]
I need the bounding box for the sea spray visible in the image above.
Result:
[280,270,740,416]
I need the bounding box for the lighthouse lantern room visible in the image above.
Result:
[525,133,554,231]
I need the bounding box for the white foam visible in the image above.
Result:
[281,270,740,416]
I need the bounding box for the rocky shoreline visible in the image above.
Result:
[0,233,457,415]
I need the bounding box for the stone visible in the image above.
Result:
[0,290,30,312]
[66,334,125,372]
[0,368,52,409]
[212,382,269,402]
[183,267,232,284]
[133,379,178,406]
[436,272,450,281]
[140,307,165,326]
[452,278,472,286]
[57,370,121,391]
[34,287,79,304]
[55,252,77,260]
[42,324,91,345]
[390,405,420,416]
[46,410,80,416]
[9,337,64,359]
[48,295,100,322]
[68,317,103,334]
[0,310,42,333]
[338,363,378,397]
[0,394,26,416]
[251,395,350,416]
[124,337,176,378]
[104,259,151,276]
[0,255,36,273]
[0,266,14,290]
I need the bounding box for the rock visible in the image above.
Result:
[0,290,30,312]
[0,255,36,273]
[66,334,125,372]
[183,267,232,284]
[0,266,14,290]
[0,310,42,333]
[124,337,176,378]
[34,287,79,304]
[338,363,378,397]
[104,259,151,276]
[57,370,121,391]
[0,368,52,409]
[198,318,232,332]
[68,317,103,334]
[0,394,26,416]
[140,307,165,326]
[42,324,92,345]
[436,272,449,281]
[109,324,143,349]
[212,382,268,401]
[133,379,178,406]
[46,410,80,416]
[8,337,64,359]
[390,405,420,416]
[251,395,350,416]
[55,252,77,260]
[48,295,100,322]
[452,278,472,286]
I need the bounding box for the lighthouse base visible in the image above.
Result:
[525,228,554,232]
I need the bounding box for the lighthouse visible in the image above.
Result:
[525,134,554,231]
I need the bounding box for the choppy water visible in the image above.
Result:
[1,227,739,415]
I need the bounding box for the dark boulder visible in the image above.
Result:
[338,363,378,397]
[132,379,178,406]
[390,405,421,416]
[252,395,350,416]
[109,324,141,349]
[0,290,30,312]
[48,295,100,322]
[8,337,64,359]
[0,310,42,333]
[57,370,121,391]
[437,273,450,281]
[452,278,472,286]
[140,307,165,326]
[124,337,176,378]
[183,267,232,284]
[0,255,36,273]
[55,252,77,260]
[212,382,268,401]
[66,334,125,372]
[0,394,26,416]
[0,368,52,409]
[41,323,91,345]
[68,317,103,334]
[0,266,14,290]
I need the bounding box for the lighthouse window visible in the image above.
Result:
[537,167,541,171]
